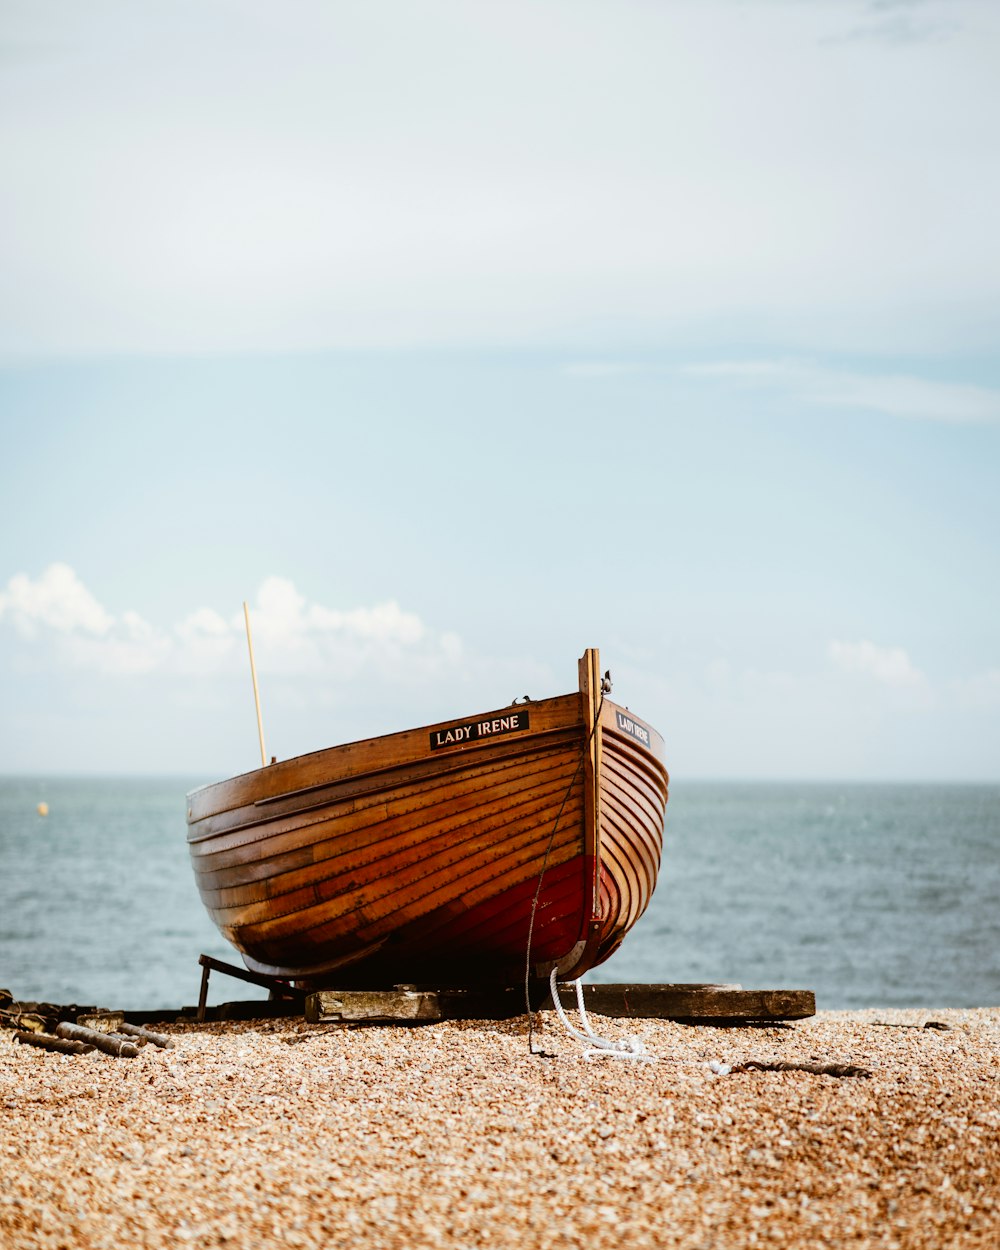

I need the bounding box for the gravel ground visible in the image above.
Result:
[2,1006,998,1249]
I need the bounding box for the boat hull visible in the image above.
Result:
[186,652,668,987]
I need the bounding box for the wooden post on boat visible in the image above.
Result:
[578,648,603,917]
[243,601,267,768]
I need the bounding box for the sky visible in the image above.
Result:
[1,0,998,781]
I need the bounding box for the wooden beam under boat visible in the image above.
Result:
[167,983,816,1025]
[304,984,816,1024]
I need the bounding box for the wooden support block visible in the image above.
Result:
[434,982,754,1022]
[305,988,442,1024]
[570,984,815,1022]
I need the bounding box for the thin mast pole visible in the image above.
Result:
[243,601,267,767]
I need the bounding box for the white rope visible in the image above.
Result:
[548,968,653,1062]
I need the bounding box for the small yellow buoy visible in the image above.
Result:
[36,801,49,817]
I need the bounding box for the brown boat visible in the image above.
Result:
[186,649,668,988]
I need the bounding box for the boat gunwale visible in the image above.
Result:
[187,691,585,819]
[187,691,666,819]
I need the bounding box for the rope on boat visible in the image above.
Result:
[548,968,653,1062]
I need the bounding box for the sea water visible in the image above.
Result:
[594,781,1000,1009]
[1,777,998,1011]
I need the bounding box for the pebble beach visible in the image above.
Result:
[2,1006,998,1249]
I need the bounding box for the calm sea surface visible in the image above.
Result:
[1,777,997,1011]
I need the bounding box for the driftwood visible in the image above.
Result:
[118,1022,175,1049]
[8,1014,172,1059]
[55,1022,139,1058]
[2,1001,100,1033]
[15,1030,93,1056]
[872,1021,951,1031]
[1,1010,46,1033]
[732,1059,872,1078]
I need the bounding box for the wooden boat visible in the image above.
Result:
[186,649,668,988]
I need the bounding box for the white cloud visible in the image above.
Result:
[232,576,430,677]
[685,359,1000,424]
[828,638,925,687]
[176,606,232,641]
[65,611,173,676]
[0,562,114,637]
[248,576,423,647]
[0,565,451,680]
[0,565,174,672]
[819,375,1000,424]
[311,601,425,645]
[175,607,236,668]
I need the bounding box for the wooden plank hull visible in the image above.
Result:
[186,651,668,987]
